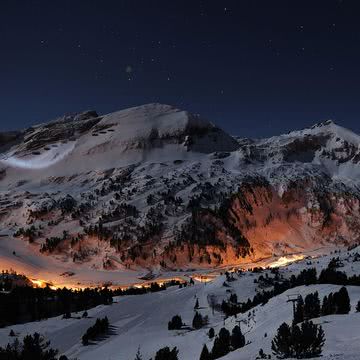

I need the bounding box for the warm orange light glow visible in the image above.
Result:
[30,278,57,290]
[191,275,216,283]
[268,254,305,268]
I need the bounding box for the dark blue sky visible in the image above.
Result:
[1,0,360,137]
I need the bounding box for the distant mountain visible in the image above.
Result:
[0,104,359,273]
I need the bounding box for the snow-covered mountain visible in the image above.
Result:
[0,103,360,286]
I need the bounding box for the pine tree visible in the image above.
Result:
[155,346,179,360]
[322,292,335,316]
[334,286,351,314]
[356,300,360,312]
[208,327,215,339]
[321,295,329,316]
[134,346,143,360]
[21,332,58,360]
[199,344,211,360]
[271,321,325,359]
[293,295,304,324]
[211,327,230,359]
[271,322,292,358]
[230,325,245,350]
[194,298,200,309]
[296,321,325,358]
[304,292,320,320]
[168,315,183,330]
[192,311,204,329]
[229,293,238,303]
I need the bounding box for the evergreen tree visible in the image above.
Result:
[21,332,58,360]
[211,327,230,359]
[271,322,292,358]
[155,346,179,360]
[295,321,325,358]
[293,295,304,324]
[356,300,360,312]
[229,293,238,303]
[231,325,245,350]
[321,295,329,316]
[304,292,320,320]
[199,344,211,360]
[334,286,351,314]
[194,298,200,309]
[134,346,143,360]
[192,311,204,329]
[271,321,325,359]
[168,315,183,330]
[208,327,215,339]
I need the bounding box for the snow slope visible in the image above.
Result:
[0,247,359,360]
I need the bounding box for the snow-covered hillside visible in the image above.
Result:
[0,246,359,360]
[0,104,360,287]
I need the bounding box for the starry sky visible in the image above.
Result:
[1,0,360,137]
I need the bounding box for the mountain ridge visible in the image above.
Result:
[0,103,359,282]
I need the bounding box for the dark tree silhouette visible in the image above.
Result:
[211,327,231,359]
[168,315,183,330]
[0,332,58,360]
[272,321,325,359]
[199,344,211,360]
[231,325,245,350]
[293,295,304,324]
[303,292,320,320]
[271,322,292,358]
[154,346,179,360]
[194,298,200,309]
[192,311,206,329]
[334,287,351,314]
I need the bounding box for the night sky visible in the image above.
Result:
[1,0,360,137]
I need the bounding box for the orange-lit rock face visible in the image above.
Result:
[226,182,359,259]
[159,181,360,268]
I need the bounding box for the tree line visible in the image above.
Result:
[0,286,113,327]
[221,259,360,318]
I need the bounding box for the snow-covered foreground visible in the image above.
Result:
[1,248,360,359]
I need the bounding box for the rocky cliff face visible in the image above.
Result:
[0,104,360,271]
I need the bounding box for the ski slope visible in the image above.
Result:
[1,247,359,359]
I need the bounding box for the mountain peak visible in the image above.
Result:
[310,119,335,129]
[0,104,239,173]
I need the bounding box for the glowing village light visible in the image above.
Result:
[268,254,305,268]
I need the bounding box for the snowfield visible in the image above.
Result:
[0,247,359,360]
